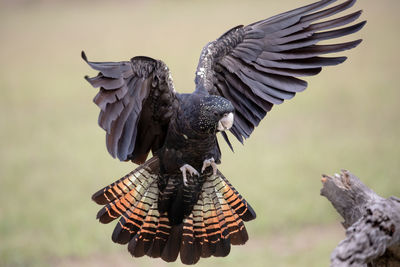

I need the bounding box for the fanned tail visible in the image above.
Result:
[92,158,256,265]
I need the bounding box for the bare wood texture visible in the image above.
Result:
[320,170,400,266]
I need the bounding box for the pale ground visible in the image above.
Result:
[53,224,344,267]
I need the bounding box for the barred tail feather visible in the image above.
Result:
[127,201,159,257]
[93,164,159,226]
[180,171,256,264]
[218,172,256,222]
[111,182,158,244]
[180,214,195,263]
[192,196,211,258]
[92,157,159,205]
[92,157,256,265]
[142,212,171,258]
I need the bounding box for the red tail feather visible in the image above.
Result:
[92,157,255,264]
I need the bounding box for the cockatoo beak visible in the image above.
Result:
[217,112,234,131]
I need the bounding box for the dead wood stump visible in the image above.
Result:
[320,170,400,266]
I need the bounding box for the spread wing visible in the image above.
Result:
[195,0,366,143]
[82,52,178,164]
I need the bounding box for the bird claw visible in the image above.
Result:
[180,164,199,186]
[201,157,218,176]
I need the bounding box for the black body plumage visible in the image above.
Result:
[83,0,365,264]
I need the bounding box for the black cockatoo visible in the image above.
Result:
[83,0,365,264]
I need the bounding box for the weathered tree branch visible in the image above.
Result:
[320,170,400,266]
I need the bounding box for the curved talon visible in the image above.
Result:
[180,164,199,186]
[201,157,218,176]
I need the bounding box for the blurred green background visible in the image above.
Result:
[1,0,399,266]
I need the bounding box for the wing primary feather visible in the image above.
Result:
[98,102,124,132]
[251,62,321,78]
[229,125,244,144]
[304,10,363,33]
[117,110,137,160]
[262,21,365,53]
[312,21,366,42]
[220,131,234,152]
[258,39,362,61]
[300,0,356,24]
[107,100,135,159]
[250,0,337,31]
[273,11,363,45]
[85,74,125,90]
[256,56,347,70]
[232,112,254,138]
[82,51,133,79]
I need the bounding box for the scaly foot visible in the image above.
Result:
[180,164,199,186]
[201,157,218,176]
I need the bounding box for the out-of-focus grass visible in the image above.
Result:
[0,0,399,266]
